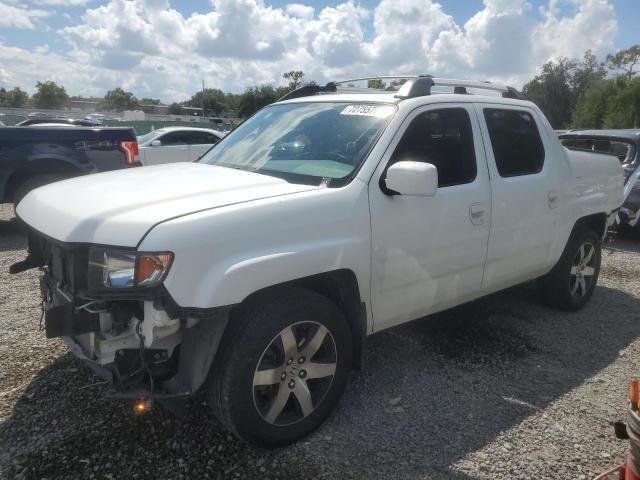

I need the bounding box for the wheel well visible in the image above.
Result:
[573,213,608,239]
[237,270,366,370]
[5,159,79,202]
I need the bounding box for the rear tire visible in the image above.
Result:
[206,287,353,447]
[538,227,601,311]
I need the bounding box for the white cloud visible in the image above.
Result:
[0,2,50,29]
[532,0,618,61]
[34,43,49,54]
[285,3,314,19]
[0,0,620,102]
[35,0,89,5]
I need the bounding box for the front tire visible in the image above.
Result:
[538,227,601,311]
[207,287,353,447]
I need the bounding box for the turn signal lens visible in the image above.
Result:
[88,248,174,290]
[136,253,173,286]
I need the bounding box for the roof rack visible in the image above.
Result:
[278,75,524,101]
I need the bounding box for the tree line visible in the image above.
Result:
[0,70,307,118]
[1,46,638,126]
[523,45,640,129]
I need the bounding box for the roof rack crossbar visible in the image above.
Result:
[502,86,525,99]
[331,75,418,85]
[394,76,435,99]
[430,78,508,92]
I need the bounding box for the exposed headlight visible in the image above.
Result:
[88,248,173,290]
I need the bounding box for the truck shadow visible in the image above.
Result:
[0,216,26,252]
[1,283,639,479]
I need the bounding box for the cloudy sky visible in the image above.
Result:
[0,0,636,102]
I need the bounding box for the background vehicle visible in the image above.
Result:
[560,130,640,233]
[85,113,105,124]
[137,126,225,165]
[16,117,102,127]
[0,126,139,207]
[14,76,623,447]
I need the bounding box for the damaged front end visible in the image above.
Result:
[11,229,229,404]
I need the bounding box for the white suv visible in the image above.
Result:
[14,76,623,446]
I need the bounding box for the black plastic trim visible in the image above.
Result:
[277,82,337,101]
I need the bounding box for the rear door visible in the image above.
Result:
[145,131,191,165]
[369,104,492,331]
[474,104,562,294]
[188,131,220,161]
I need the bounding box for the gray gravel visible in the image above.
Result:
[1,201,639,479]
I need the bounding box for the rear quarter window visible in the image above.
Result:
[483,109,545,177]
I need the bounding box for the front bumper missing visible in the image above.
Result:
[63,335,191,401]
[40,274,100,339]
[62,335,113,383]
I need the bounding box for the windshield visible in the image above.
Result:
[201,102,396,187]
[137,130,163,144]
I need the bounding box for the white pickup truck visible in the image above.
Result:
[13,76,623,447]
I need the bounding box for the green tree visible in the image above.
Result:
[224,92,241,112]
[238,85,281,117]
[571,50,607,102]
[571,79,620,129]
[283,70,305,90]
[101,88,139,112]
[139,97,161,105]
[32,81,69,109]
[186,88,228,116]
[0,87,29,108]
[606,44,640,81]
[168,102,182,115]
[367,79,386,89]
[523,57,577,128]
[604,78,640,128]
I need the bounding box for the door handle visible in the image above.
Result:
[469,203,486,226]
[548,190,559,209]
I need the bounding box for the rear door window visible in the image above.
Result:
[483,109,545,177]
[160,131,191,145]
[189,131,220,144]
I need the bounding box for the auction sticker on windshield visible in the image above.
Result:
[341,104,395,118]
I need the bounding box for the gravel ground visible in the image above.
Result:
[1,202,639,479]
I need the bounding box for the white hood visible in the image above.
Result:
[17,163,318,246]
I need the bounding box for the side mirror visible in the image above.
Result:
[150,139,162,146]
[384,161,438,196]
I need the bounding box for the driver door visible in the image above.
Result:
[369,104,491,331]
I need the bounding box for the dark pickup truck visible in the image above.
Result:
[0,126,139,207]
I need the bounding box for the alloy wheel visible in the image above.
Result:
[569,241,596,298]
[252,321,337,426]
